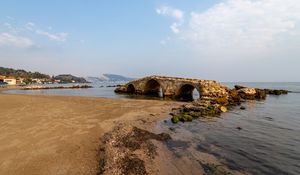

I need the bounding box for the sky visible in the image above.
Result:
[0,0,300,82]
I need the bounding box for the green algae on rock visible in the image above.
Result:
[170,85,289,124]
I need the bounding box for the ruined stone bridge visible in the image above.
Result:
[115,75,229,101]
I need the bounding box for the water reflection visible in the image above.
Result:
[4,83,201,101]
[160,93,300,175]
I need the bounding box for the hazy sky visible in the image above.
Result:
[0,0,300,82]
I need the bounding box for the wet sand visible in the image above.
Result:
[0,92,250,175]
[0,93,180,175]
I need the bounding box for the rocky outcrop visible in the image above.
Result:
[23,85,92,90]
[170,84,288,123]
[115,76,289,123]
[264,89,288,95]
[114,86,127,93]
[170,99,226,123]
[255,88,267,99]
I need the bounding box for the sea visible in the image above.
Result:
[3,82,300,175]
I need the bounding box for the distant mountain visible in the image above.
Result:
[85,77,105,82]
[54,74,89,83]
[86,74,134,83]
[103,74,134,81]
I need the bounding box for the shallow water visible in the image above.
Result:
[3,82,200,100]
[4,82,300,174]
[3,82,124,98]
[160,82,300,175]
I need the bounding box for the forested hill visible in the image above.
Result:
[0,67,50,79]
[53,74,88,83]
[0,67,88,84]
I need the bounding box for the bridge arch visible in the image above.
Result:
[176,84,200,101]
[127,84,136,93]
[115,75,228,100]
[143,79,163,97]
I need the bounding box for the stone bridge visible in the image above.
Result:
[115,75,229,101]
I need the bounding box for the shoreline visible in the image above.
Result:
[0,92,182,174]
[0,92,252,175]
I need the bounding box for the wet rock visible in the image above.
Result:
[273,90,282,95]
[188,107,221,118]
[220,106,227,113]
[114,86,127,93]
[237,86,256,94]
[171,114,193,123]
[255,88,267,100]
[274,89,288,95]
[200,163,230,175]
[169,127,176,132]
[264,89,288,95]
[234,85,247,90]
[255,88,288,98]
[264,117,274,121]
[23,85,93,90]
[240,106,246,110]
[215,97,229,106]
[106,85,117,87]
[181,114,193,122]
[171,116,180,124]
[185,111,202,118]
[183,104,202,112]
[169,84,288,125]
[237,87,256,100]
[228,90,241,105]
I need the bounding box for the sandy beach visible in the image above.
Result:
[0,92,253,175]
[0,93,182,175]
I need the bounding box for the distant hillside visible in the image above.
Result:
[0,67,50,79]
[103,74,134,81]
[54,74,89,84]
[85,77,105,82]
[86,74,134,83]
[0,67,90,84]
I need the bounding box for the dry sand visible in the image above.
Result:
[0,93,180,175]
[0,92,249,175]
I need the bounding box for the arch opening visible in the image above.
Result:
[127,84,135,93]
[177,84,200,101]
[144,79,163,97]
[193,88,200,100]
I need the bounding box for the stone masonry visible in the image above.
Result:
[115,75,229,100]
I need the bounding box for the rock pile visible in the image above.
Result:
[171,85,288,123]
[23,85,92,90]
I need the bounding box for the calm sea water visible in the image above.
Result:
[160,82,300,175]
[4,82,300,175]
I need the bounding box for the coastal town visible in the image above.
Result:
[0,67,89,86]
[0,75,84,86]
[0,75,53,86]
[0,75,17,85]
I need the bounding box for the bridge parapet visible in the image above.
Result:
[115,75,229,100]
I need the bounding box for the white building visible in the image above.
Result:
[4,78,17,85]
